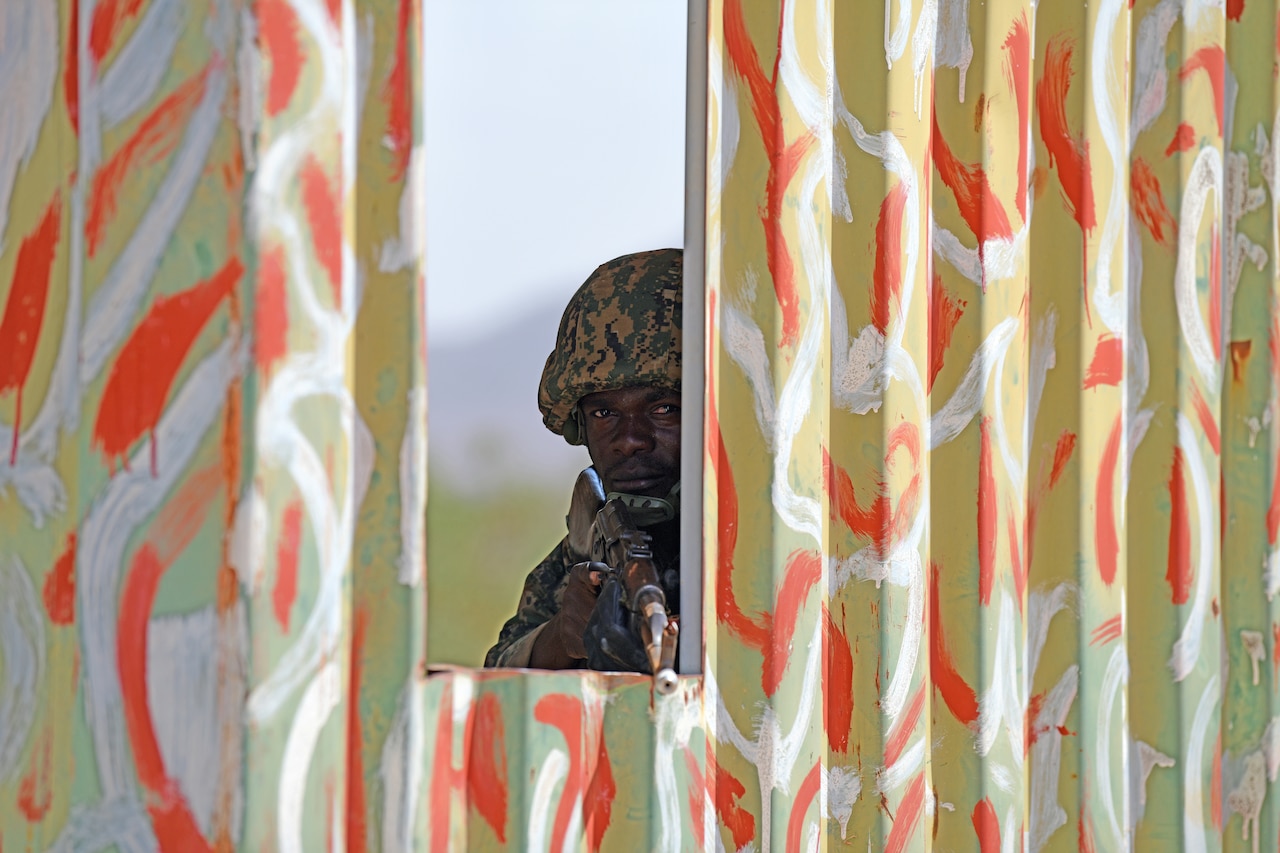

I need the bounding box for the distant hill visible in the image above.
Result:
[428,299,590,496]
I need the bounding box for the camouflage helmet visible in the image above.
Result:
[539,249,683,445]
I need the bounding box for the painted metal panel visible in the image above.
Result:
[3,0,1280,851]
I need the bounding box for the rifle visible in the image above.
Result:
[567,468,680,694]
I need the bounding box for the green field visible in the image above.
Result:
[426,467,574,666]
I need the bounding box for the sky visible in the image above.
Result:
[424,1,688,347]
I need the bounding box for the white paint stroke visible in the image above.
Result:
[1097,645,1130,850]
[0,555,45,783]
[227,483,268,595]
[380,678,425,853]
[1174,146,1223,388]
[880,546,924,727]
[823,765,861,839]
[147,606,235,837]
[978,590,1024,762]
[397,386,428,586]
[1026,308,1059,461]
[911,0,938,116]
[79,65,230,385]
[1130,740,1175,819]
[1029,665,1079,853]
[931,220,1027,288]
[1226,751,1265,853]
[1088,0,1130,334]
[236,6,261,173]
[1264,717,1280,782]
[1129,0,1180,147]
[1184,675,1221,853]
[706,620,822,851]
[930,317,1019,449]
[877,738,924,794]
[1027,583,1074,690]
[98,0,186,129]
[721,297,778,447]
[884,0,910,68]
[528,749,569,853]
[278,661,342,853]
[653,685,702,853]
[46,797,155,853]
[378,144,426,273]
[1169,413,1216,682]
[79,340,241,805]
[0,0,58,253]
[933,0,972,103]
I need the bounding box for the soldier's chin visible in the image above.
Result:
[611,477,668,497]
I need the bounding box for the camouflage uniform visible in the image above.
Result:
[484,248,683,668]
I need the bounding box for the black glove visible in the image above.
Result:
[582,576,649,673]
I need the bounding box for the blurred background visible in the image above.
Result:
[425,1,688,665]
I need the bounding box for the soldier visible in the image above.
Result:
[484,249,683,671]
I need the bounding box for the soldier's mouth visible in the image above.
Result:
[611,474,668,493]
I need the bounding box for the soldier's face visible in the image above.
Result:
[579,385,681,498]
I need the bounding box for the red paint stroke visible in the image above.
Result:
[785,762,821,853]
[723,0,812,347]
[118,545,213,853]
[763,549,822,695]
[1049,431,1078,490]
[300,158,343,305]
[86,64,210,256]
[1037,34,1096,234]
[1230,340,1252,382]
[93,258,241,474]
[1167,447,1192,605]
[1131,157,1177,248]
[1079,810,1097,853]
[710,413,768,650]
[884,682,926,768]
[972,797,1001,853]
[706,748,756,849]
[261,0,305,117]
[383,0,414,180]
[929,562,979,726]
[824,447,890,555]
[428,682,455,853]
[534,694,586,853]
[1026,691,1047,749]
[1002,13,1031,221]
[884,772,926,853]
[1228,0,1245,20]
[151,463,222,570]
[682,748,706,844]
[582,733,615,852]
[1179,47,1226,136]
[255,246,290,371]
[272,500,304,632]
[1089,614,1124,646]
[346,608,369,853]
[978,417,997,606]
[1190,382,1221,455]
[1084,334,1123,389]
[1095,415,1122,586]
[872,183,909,334]
[1007,502,1026,605]
[0,193,62,464]
[89,0,145,66]
[66,2,80,133]
[932,112,1014,259]
[325,0,342,25]
[1273,623,1280,679]
[823,605,854,753]
[466,693,509,843]
[17,729,52,823]
[1165,122,1197,157]
[927,273,966,392]
[43,533,77,625]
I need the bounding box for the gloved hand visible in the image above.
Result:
[583,575,650,673]
[549,561,608,661]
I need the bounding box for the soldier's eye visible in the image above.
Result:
[589,408,613,418]
[654,404,680,415]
